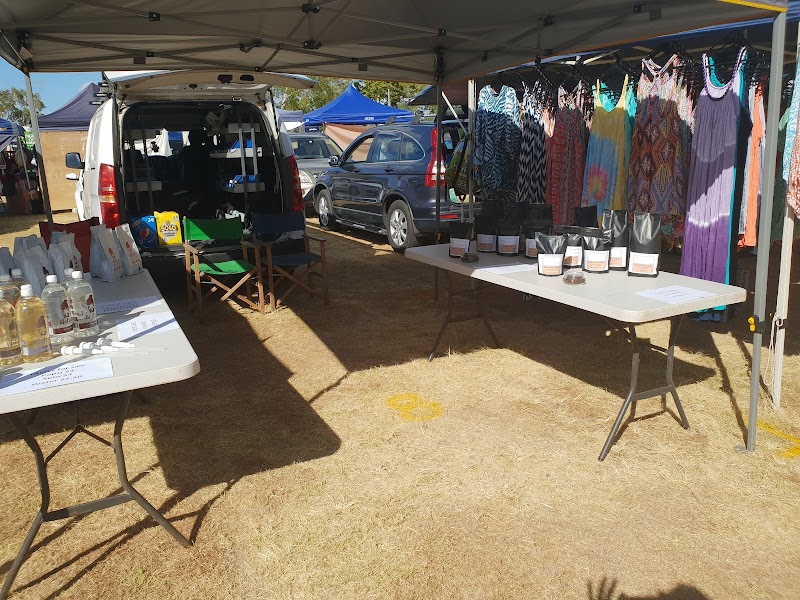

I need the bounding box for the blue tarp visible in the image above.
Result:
[38,83,101,131]
[0,118,24,152]
[304,84,412,126]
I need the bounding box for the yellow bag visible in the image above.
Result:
[154,211,183,246]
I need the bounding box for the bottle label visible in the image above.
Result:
[21,343,50,357]
[48,298,74,335]
[0,345,20,359]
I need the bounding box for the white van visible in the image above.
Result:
[66,70,315,252]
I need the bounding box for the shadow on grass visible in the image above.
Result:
[588,577,711,599]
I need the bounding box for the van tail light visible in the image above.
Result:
[98,163,121,227]
[288,155,305,212]
[425,127,444,187]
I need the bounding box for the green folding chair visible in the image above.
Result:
[183,217,265,315]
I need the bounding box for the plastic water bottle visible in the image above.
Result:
[16,284,52,363]
[42,275,75,345]
[10,269,30,290]
[67,271,99,337]
[0,299,21,367]
[0,274,20,307]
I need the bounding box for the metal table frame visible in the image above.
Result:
[1,390,190,599]
[430,273,691,461]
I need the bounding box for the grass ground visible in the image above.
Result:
[0,215,799,599]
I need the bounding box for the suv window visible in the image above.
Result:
[400,134,425,161]
[292,136,340,159]
[345,135,374,163]
[373,133,402,163]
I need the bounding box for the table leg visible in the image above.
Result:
[1,392,189,599]
[598,316,689,461]
[113,392,191,548]
[428,272,499,361]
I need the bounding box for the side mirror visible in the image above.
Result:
[65,152,84,170]
[65,173,79,181]
[329,155,340,167]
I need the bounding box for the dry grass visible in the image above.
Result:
[0,215,799,599]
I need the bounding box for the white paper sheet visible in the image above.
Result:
[0,358,114,394]
[481,263,539,275]
[96,295,162,314]
[115,311,179,341]
[636,285,717,305]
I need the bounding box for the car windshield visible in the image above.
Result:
[291,137,342,159]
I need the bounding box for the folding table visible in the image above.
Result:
[406,245,746,461]
[0,270,200,599]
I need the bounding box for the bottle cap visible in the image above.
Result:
[20,284,33,297]
[0,274,9,282]
[11,269,22,277]
[46,275,58,284]
[72,271,84,280]
[64,268,74,277]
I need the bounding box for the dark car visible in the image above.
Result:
[312,122,473,251]
[290,133,343,210]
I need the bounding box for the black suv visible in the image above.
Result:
[313,122,474,251]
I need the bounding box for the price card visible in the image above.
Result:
[0,358,114,394]
[115,311,179,341]
[96,296,162,315]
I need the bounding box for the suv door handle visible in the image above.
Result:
[384,167,394,173]
[352,167,360,173]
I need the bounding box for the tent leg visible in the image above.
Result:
[433,83,443,302]
[23,70,53,231]
[467,79,476,223]
[770,26,800,410]
[744,11,786,452]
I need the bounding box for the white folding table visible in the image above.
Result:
[406,245,746,461]
[0,270,200,599]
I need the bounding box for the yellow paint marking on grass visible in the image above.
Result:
[757,422,800,459]
[386,394,443,422]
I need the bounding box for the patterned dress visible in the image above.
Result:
[516,83,547,204]
[581,75,632,222]
[476,85,522,191]
[627,55,691,248]
[681,48,746,284]
[546,87,588,226]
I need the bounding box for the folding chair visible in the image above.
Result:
[246,211,329,311]
[183,217,265,316]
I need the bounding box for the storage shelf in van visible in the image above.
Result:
[227,182,266,193]
[125,180,163,192]
[210,148,262,159]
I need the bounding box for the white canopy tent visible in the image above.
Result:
[0,0,790,454]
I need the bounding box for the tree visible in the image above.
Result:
[278,77,351,113]
[356,81,425,110]
[0,87,45,126]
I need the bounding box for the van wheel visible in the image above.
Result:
[316,189,338,230]
[386,200,418,252]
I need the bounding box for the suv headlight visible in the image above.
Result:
[299,170,314,184]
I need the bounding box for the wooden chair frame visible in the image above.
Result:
[184,242,266,316]
[243,234,329,311]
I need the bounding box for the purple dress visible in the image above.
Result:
[680,48,746,284]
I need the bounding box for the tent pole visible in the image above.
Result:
[23,69,53,231]
[744,10,786,452]
[434,83,443,302]
[467,79,476,223]
[770,23,800,410]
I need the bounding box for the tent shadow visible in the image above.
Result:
[588,577,711,600]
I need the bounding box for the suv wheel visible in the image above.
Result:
[316,189,338,230]
[386,200,418,252]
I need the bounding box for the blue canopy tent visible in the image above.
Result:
[0,118,24,152]
[38,83,101,131]
[304,84,413,127]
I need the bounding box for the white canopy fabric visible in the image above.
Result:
[0,1,787,84]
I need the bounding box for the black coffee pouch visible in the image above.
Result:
[523,225,542,259]
[574,205,598,227]
[506,202,528,224]
[448,222,474,258]
[555,226,583,268]
[582,233,612,273]
[474,215,497,252]
[601,209,630,270]
[628,212,661,277]
[536,233,568,276]
[496,222,521,255]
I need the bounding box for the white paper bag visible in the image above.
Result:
[48,241,70,283]
[52,231,83,273]
[114,224,143,276]
[0,247,15,275]
[90,225,124,282]
[17,246,52,295]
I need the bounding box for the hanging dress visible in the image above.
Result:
[739,85,764,248]
[680,48,747,284]
[516,83,547,204]
[475,84,522,191]
[627,55,691,248]
[546,86,588,226]
[581,75,631,221]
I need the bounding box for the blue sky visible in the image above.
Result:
[0,60,101,114]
